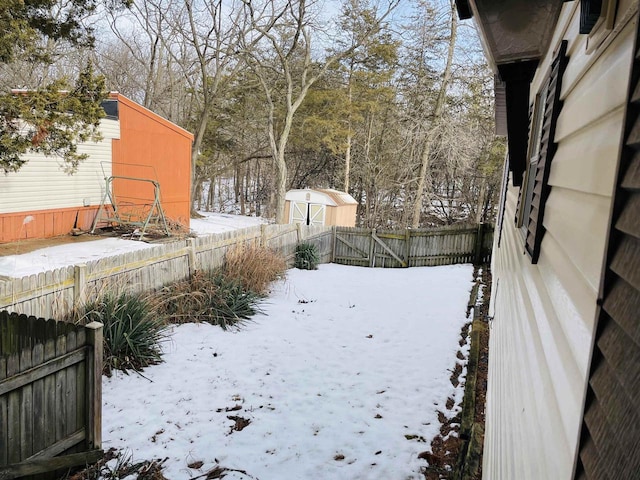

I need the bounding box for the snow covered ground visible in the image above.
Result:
[190,211,267,235]
[102,263,473,480]
[0,213,474,479]
[0,212,265,278]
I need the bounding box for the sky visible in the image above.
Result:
[101,263,474,479]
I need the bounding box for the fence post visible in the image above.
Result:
[474,223,484,265]
[187,238,198,276]
[296,222,302,243]
[331,226,337,263]
[404,228,411,267]
[369,228,376,268]
[261,224,267,248]
[74,264,87,307]
[85,322,103,451]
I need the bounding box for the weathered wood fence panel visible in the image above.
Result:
[0,224,491,318]
[0,225,334,318]
[334,224,493,268]
[0,312,103,479]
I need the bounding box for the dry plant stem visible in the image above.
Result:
[223,244,286,295]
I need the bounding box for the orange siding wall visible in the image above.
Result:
[111,95,193,228]
[0,207,99,243]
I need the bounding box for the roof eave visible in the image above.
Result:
[456,0,565,71]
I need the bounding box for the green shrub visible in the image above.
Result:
[156,270,262,330]
[223,244,287,295]
[208,273,262,329]
[295,242,319,270]
[79,293,166,376]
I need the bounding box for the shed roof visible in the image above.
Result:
[285,188,357,207]
[316,189,358,206]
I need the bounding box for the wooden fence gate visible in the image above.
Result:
[333,224,493,267]
[0,312,103,479]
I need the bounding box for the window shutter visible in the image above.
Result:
[524,40,569,263]
[574,9,640,479]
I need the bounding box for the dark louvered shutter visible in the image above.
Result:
[525,40,569,263]
[573,10,640,480]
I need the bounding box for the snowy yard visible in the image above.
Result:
[102,263,473,480]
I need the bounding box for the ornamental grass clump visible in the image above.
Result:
[223,244,287,295]
[294,242,319,270]
[77,292,166,376]
[156,270,262,330]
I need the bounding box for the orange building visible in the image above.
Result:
[0,94,193,243]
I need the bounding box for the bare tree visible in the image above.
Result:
[410,0,457,227]
[241,0,398,223]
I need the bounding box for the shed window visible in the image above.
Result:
[519,40,569,263]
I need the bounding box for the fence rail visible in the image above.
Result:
[0,224,333,319]
[0,223,492,319]
[0,312,103,479]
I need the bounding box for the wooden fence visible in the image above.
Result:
[0,312,103,479]
[333,224,493,268]
[0,224,333,319]
[0,223,491,319]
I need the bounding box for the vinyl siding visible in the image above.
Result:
[575,4,640,475]
[0,119,119,214]
[551,110,624,196]
[486,192,571,479]
[484,4,636,479]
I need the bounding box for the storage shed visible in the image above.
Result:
[0,94,193,243]
[284,189,357,227]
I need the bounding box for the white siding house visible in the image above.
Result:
[0,119,119,214]
[456,0,640,478]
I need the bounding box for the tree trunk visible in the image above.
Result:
[344,78,354,193]
[190,101,213,216]
[344,133,352,193]
[475,177,487,224]
[410,0,457,228]
[274,150,288,223]
[239,163,246,215]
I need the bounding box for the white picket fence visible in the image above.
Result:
[0,224,333,319]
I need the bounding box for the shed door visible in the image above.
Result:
[290,201,307,224]
[308,204,325,226]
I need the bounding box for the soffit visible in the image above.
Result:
[458,0,566,69]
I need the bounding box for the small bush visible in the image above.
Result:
[77,292,166,376]
[156,270,262,330]
[208,273,262,329]
[223,244,287,295]
[295,242,319,270]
